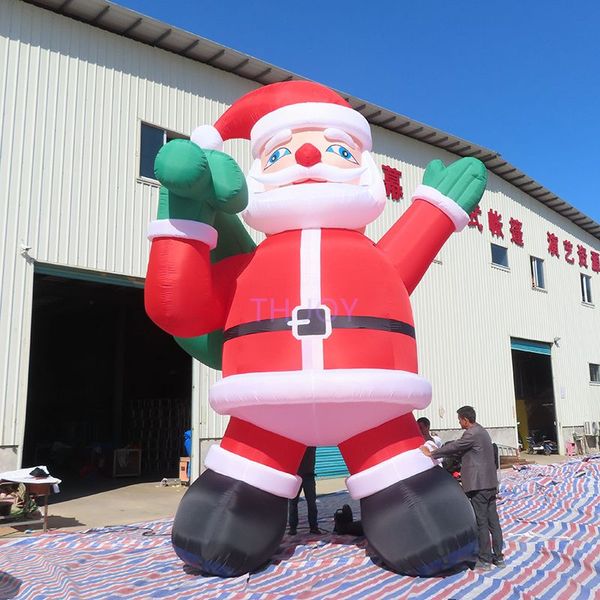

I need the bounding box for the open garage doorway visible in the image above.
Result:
[22,268,192,497]
[511,338,557,454]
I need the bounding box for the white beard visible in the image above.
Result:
[242,151,387,235]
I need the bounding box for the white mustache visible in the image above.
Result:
[249,162,367,187]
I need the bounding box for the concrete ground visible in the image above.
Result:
[0,452,573,540]
[0,475,347,539]
[0,480,185,538]
[519,453,570,465]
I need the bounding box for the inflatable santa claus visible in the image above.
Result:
[145,81,487,577]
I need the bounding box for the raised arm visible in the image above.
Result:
[145,139,248,338]
[377,157,487,295]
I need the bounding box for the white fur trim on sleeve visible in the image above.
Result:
[345,448,436,500]
[191,125,224,151]
[412,184,470,232]
[204,445,302,499]
[147,219,218,249]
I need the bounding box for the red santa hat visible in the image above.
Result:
[191,81,372,157]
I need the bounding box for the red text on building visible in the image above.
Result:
[488,209,504,238]
[381,165,403,201]
[577,245,588,269]
[547,232,559,257]
[591,251,600,274]
[563,240,575,265]
[509,218,524,246]
[468,206,483,232]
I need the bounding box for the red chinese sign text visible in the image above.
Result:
[468,206,483,232]
[509,218,524,246]
[488,209,504,238]
[577,245,588,268]
[381,165,403,201]
[547,232,560,257]
[563,240,575,265]
[591,251,600,273]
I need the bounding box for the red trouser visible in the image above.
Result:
[220,414,424,477]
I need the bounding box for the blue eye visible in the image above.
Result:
[326,144,358,163]
[266,147,291,167]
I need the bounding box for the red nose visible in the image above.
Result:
[295,143,321,167]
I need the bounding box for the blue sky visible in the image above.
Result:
[118,0,600,224]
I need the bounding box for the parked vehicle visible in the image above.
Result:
[526,434,558,455]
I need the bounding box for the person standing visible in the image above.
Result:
[421,406,505,570]
[288,447,320,535]
[417,417,443,448]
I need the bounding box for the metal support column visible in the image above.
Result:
[190,359,202,482]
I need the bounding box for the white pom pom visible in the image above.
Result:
[190,125,224,150]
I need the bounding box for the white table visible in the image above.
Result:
[0,466,61,533]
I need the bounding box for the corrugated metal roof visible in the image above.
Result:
[20,0,600,240]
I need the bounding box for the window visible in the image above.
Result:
[530,256,545,289]
[491,243,509,268]
[139,123,185,180]
[590,363,600,383]
[581,273,593,304]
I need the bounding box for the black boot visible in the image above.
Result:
[172,469,288,577]
[361,467,478,576]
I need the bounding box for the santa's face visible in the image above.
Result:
[242,128,386,235]
[259,128,363,186]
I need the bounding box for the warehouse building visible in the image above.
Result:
[1,0,599,483]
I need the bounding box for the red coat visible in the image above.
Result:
[145,199,456,445]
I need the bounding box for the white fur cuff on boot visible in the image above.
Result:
[204,445,302,499]
[345,448,437,500]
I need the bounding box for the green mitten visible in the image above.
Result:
[154,139,248,224]
[422,157,487,214]
[152,140,252,372]
[175,330,224,371]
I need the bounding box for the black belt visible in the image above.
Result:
[223,310,415,342]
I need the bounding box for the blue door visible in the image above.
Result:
[315,446,349,479]
[510,337,552,355]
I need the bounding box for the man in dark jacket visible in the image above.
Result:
[421,406,504,570]
[288,447,321,535]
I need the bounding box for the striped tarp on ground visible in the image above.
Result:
[1,458,599,599]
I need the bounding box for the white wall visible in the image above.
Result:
[0,0,258,465]
[369,126,600,440]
